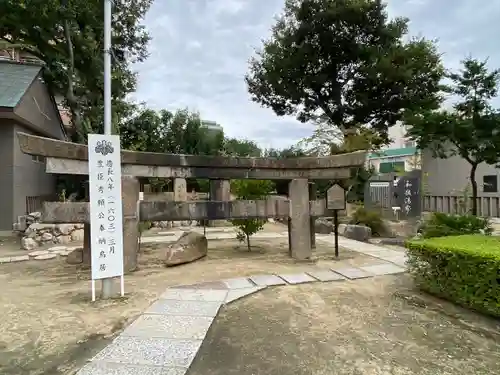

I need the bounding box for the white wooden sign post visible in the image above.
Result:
[88,134,124,301]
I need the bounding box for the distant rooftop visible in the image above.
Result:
[201,120,223,132]
[0,61,42,108]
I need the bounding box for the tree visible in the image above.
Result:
[120,107,226,191]
[0,0,152,140]
[406,58,500,215]
[224,138,262,157]
[230,179,275,251]
[263,147,306,195]
[245,0,444,143]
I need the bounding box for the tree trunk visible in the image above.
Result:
[469,163,478,216]
[246,234,251,251]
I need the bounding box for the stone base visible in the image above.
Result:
[21,223,85,251]
[207,220,232,227]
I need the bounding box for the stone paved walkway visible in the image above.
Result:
[76,237,408,375]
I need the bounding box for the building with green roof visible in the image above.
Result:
[367,146,420,173]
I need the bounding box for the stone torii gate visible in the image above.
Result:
[17,132,366,272]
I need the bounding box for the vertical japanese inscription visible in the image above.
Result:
[404,179,412,215]
[88,135,124,280]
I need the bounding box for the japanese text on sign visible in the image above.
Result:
[88,135,124,280]
[404,179,412,214]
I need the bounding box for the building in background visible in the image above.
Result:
[201,120,223,135]
[0,60,66,232]
[367,122,420,173]
[367,121,500,206]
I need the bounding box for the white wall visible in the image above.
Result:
[386,122,414,149]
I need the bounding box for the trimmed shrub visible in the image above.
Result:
[406,235,500,317]
[418,212,492,238]
[349,207,385,236]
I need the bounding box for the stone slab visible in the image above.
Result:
[160,288,227,302]
[223,277,256,289]
[363,250,401,259]
[122,314,213,340]
[163,367,188,375]
[10,255,29,262]
[377,255,408,267]
[163,368,188,375]
[278,273,317,285]
[307,270,346,282]
[92,336,201,367]
[0,257,11,264]
[48,246,68,252]
[360,263,405,276]
[173,280,228,290]
[225,286,265,304]
[146,300,221,317]
[29,250,49,257]
[34,253,57,260]
[77,362,168,375]
[331,267,373,280]
[248,274,287,287]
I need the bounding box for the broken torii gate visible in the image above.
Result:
[17,132,366,270]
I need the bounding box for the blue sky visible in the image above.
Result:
[133,0,500,149]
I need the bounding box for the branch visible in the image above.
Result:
[62,16,83,131]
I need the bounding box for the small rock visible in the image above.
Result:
[344,224,371,242]
[314,219,334,234]
[66,248,83,264]
[55,224,75,236]
[158,221,172,229]
[34,254,57,260]
[29,250,49,257]
[26,223,55,232]
[70,229,84,242]
[21,237,37,251]
[338,223,347,235]
[28,211,42,221]
[56,235,72,244]
[41,232,53,241]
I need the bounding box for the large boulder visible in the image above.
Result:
[164,231,208,267]
[343,224,371,242]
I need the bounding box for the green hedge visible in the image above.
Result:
[406,235,500,317]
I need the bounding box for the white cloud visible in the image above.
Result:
[133,0,500,149]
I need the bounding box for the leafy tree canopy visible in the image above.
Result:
[246,0,445,143]
[0,0,152,140]
[406,57,500,215]
[223,138,262,157]
[120,106,225,192]
[121,106,225,155]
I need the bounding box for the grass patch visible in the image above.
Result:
[406,235,500,317]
